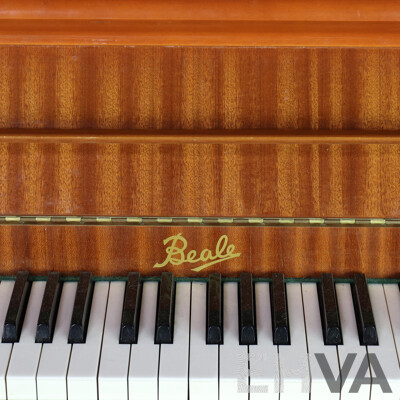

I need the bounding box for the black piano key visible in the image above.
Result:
[35,272,62,343]
[119,272,142,344]
[352,273,378,346]
[155,272,175,344]
[207,273,223,345]
[270,273,290,345]
[68,272,93,344]
[2,271,31,343]
[239,272,257,345]
[318,273,342,345]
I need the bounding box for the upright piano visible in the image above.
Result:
[0,1,400,399]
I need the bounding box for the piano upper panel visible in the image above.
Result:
[0,0,400,46]
[0,131,400,218]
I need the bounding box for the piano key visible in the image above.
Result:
[119,272,141,344]
[2,271,30,343]
[6,281,46,400]
[336,283,371,400]
[129,281,159,400]
[383,284,400,367]
[302,283,340,400]
[68,271,93,344]
[207,272,223,345]
[159,282,191,400]
[67,282,109,400]
[318,273,342,345]
[0,281,14,400]
[279,283,310,400]
[36,271,61,343]
[270,273,290,345]
[352,273,378,345]
[239,272,256,345]
[249,282,279,399]
[155,272,175,344]
[367,284,400,400]
[98,282,130,400]
[220,282,248,400]
[36,282,76,400]
[189,282,218,400]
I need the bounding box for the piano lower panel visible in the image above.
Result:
[0,224,398,278]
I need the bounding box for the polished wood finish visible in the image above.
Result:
[1,1,400,46]
[3,0,399,21]
[0,47,400,130]
[0,225,397,278]
[1,130,400,144]
[1,140,400,218]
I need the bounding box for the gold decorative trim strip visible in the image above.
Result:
[0,216,398,227]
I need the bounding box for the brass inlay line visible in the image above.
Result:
[0,216,397,227]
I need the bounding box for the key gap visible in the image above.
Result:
[382,285,400,367]
[96,282,111,400]
[35,343,44,400]
[4,343,13,400]
[187,282,192,400]
[300,283,311,399]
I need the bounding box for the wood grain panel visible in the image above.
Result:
[0,225,398,278]
[1,141,400,217]
[0,47,400,130]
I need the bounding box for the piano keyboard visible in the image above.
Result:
[1,272,400,400]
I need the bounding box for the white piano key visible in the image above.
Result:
[336,283,370,400]
[368,284,400,400]
[6,281,46,400]
[220,282,248,400]
[279,283,310,400]
[189,282,218,400]
[383,284,400,364]
[302,283,340,400]
[159,282,190,400]
[0,281,14,400]
[128,281,159,400]
[249,282,279,399]
[98,282,130,400]
[37,282,77,400]
[67,282,109,400]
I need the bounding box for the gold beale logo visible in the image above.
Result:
[153,233,241,272]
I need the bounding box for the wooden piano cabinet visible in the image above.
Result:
[0,132,400,218]
[0,224,398,278]
[1,46,400,131]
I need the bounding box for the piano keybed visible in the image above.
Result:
[1,272,400,399]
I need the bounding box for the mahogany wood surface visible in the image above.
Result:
[0,140,400,218]
[1,46,400,130]
[1,1,400,46]
[0,225,397,278]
